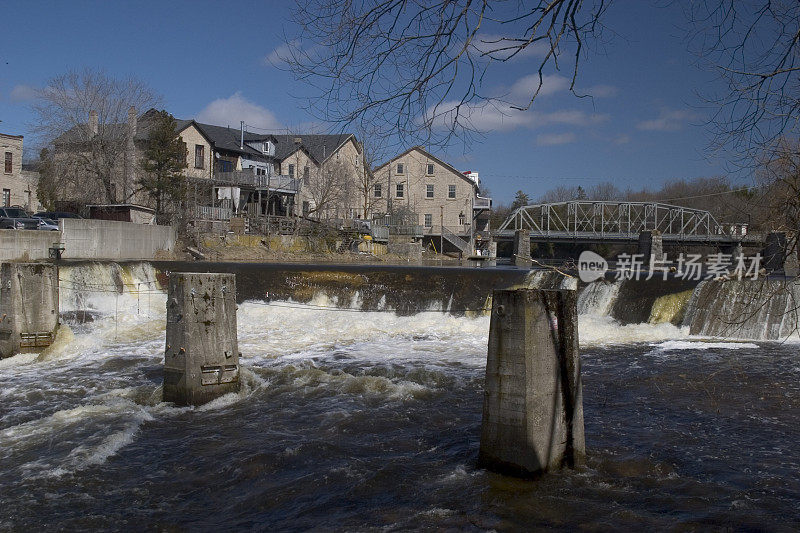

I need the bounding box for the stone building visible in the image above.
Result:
[274,134,367,219]
[0,133,38,211]
[372,146,491,248]
[52,108,371,223]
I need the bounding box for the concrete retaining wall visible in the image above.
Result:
[0,231,58,261]
[60,219,175,261]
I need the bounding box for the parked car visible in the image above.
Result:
[35,217,59,231]
[33,211,82,220]
[0,207,40,230]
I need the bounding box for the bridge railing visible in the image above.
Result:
[497,201,748,241]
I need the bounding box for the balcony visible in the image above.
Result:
[473,196,492,209]
[214,168,301,192]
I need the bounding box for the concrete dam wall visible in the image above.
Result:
[51,261,800,342]
[0,220,175,262]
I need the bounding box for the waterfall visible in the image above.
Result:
[58,262,164,318]
[577,280,621,316]
[683,279,800,340]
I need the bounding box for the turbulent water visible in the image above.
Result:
[1,263,799,530]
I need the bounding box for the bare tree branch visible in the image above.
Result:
[282,0,612,149]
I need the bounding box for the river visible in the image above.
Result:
[0,263,798,530]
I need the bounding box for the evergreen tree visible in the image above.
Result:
[510,190,530,210]
[139,111,187,224]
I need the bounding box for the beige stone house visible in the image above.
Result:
[274,134,368,220]
[0,133,39,211]
[51,108,372,224]
[372,146,490,244]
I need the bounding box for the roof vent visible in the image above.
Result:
[293,137,302,144]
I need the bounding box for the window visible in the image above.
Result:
[424,213,432,227]
[448,184,456,199]
[218,160,233,173]
[426,184,434,198]
[374,183,382,197]
[288,164,295,178]
[396,183,404,198]
[459,212,466,225]
[396,163,404,174]
[194,145,204,169]
[303,166,310,185]
[4,152,12,173]
[2,189,9,207]
[427,163,434,175]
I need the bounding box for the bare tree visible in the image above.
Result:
[306,159,354,220]
[687,2,800,166]
[283,0,611,148]
[31,68,160,205]
[752,139,800,235]
[355,136,383,219]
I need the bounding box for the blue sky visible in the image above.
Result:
[0,1,739,204]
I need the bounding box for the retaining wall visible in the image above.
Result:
[0,231,57,261]
[59,219,175,260]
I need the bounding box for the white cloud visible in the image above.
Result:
[428,99,608,133]
[264,40,299,66]
[197,92,281,130]
[532,109,610,127]
[636,109,696,132]
[9,84,37,102]
[536,132,576,146]
[507,74,570,103]
[612,134,631,145]
[425,73,610,133]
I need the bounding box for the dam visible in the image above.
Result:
[0,261,798,529]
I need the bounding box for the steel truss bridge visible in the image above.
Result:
[493,201,759,246]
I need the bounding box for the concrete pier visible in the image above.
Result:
[513,230,532,268]
[638,230,664,265]
[163,272,240,406]
[0,263,59,358]
[479,288,585,477]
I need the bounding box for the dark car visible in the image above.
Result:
[0,207,40,230]
[33,211,82,220]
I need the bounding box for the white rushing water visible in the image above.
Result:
[1,261,786,483]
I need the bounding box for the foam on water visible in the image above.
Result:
[1,262,781,482]
[650,340,760,351]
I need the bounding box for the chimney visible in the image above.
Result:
[128,106,137,136]
[293,137,302,145]
[89,110,98,136]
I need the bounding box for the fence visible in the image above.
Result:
[195,205,232,221]
[214,170,301,191]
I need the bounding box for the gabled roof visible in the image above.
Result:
[189,122,275,159]
[272,134,355,164]
[374,146,477,188]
